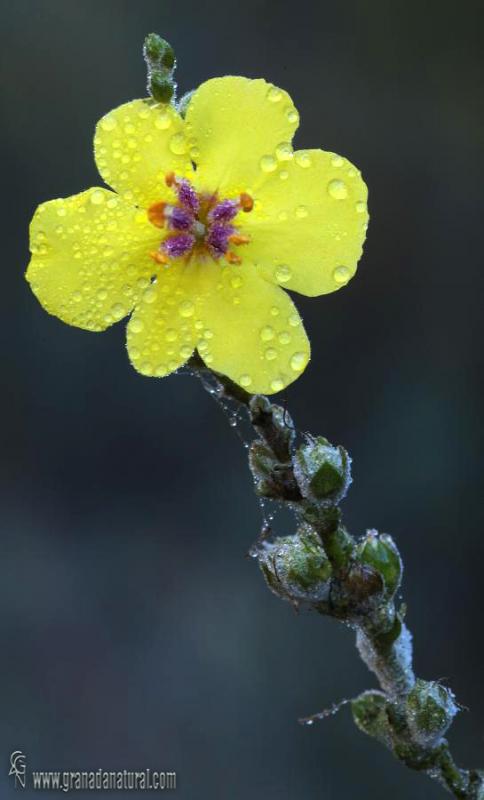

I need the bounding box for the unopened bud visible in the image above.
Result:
[294,436,351,504]
[352,690,392,745]
[357,531,402,597]
[405,679,459,747]
[258,525,332,605]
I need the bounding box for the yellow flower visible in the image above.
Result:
[26,77,368,394]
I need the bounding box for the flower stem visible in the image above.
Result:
[189,354,484,799]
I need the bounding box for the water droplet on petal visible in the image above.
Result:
[275,264,292,283]
[240,374,252,387]
[328,179,348,200]
[169,132,187,154]
[165,329,177,342]
[331,154,344,167]
[143,287,157,304]
[356,200,367,213]
[276,142,293,161]
[260,155,277,173]
[290,352,308,372]
[230,275,243,289]
[90,190,105,205]
[155,112,172,130]
[111,303,125,320]
[178,299,194,317]
[130,318,144,333]
[265,347,278,361]
[278,331,291,344]
[101,116,117,132]
[295,151,312,168]
[288,313,300,327]
[180,345,192,359]
[286,107,299,124]
[267,86,282,103]
[260,326,275,342]
[279,170,289,181]
[270,378,284,392]
[140,361,154,376]
[295,205,308,219]
[333,265,351,284]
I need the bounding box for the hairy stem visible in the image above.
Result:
[189,355,483,799]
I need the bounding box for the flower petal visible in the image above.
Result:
[94,100,192,208]
[26,188,159,331]
[241,149,369,296]
[185,77,299,195]
[195,263,310,394]
[126,262,200,377]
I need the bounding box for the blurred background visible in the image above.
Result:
[1,1,483,797]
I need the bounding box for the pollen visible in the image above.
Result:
[147,175,254,266]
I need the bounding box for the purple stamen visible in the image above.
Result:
[206,223,234,258]
[208,199,239,223]
[177,179,200,214]
[168,206,194,231]
[163,233,196,259]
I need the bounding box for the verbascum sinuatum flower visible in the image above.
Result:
[26,78,368,393]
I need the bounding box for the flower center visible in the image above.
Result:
[147,173,253,266]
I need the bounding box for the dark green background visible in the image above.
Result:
[1,1,483,798]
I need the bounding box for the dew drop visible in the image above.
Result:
[165,328,177,342]
[230,275,243,289]
[270,378,284,392]
[331,154,344,167]
[143,287,157,304]
[111,303,126,320]
[265,347,278,361]
[260,326,275,342]
[270,306,280,317]
[295,151,311,168]
[275,264,292,283]
[267,86,283,103]
[260,155,277,173]
[130,318,144,333]
[290,351,307,372]
[333,265,351,284]
[178,299,194,317]
[276,142,293,161]
[169,132,187,154]
[295,205,308,219]
[356,200,367,213]
[328,179,348,200]
[140,361,153,375]
[240,374,252,387]
[101,116,117,132]
[279,170,289,181]
[288,313,300,327]
[154,364,167,376]
[155,112,172,130]
[278,331,291,344]
[180,345,192,359]
[90,190,105,206]
[286,107,299,124]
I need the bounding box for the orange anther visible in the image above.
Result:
[147,201,167,228]
[165,171,176,187]
[149,250,169,265]
[229,234,250,246]
[239,192,254,212]
[226,251,242,265]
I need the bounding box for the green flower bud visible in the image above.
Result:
[258,525,332,605]
[405,679,459,747]
[149,72,175,104]
[294,436,351,504]
[352,690,392,745]
[357,531,402,597]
